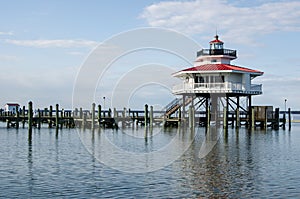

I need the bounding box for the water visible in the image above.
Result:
[0,124,300,198]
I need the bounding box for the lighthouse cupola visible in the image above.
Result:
[209,34,224,50]
[195,34,237,65]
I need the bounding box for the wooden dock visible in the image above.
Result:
[0,101,293,131]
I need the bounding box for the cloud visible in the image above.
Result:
[141,0,300,44]
[5,39,98,48]
[0,31,13,36]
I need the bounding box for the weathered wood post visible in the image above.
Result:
[274,108,280,130]
[49,105,53,128]
[188,106,193,129]
[108,108,112,118]
[192,106,195,129]
[235,108,240,128]
[113,108,117,118]
[223,107,227,129]
[28,101,33,138]
[144,104,149,126]
[288,108,291,131]
[178,108,182,127]
[251,107,255,129]
[79,108,83,119]
[22,106,26,128]
[82,112,86,128]
[91,103,96,129]
[207,104,210,128]
[264,107,268,129]
[150,106,153,128]
[37,109,41,129]
[122,108,126,128]
[55,104,59,129]
[16,109,20,129]
[98,105,101,127]
[283,109,286,130]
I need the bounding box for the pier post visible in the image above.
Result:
[22,106,25,128]
[251,107,255,129]
[108,108,112,118]
[274,108,280,130]
[288,108,291,130]
[248,95,252,128]
[49,105,53,128]
[206,99,210,128]
[15,109,19,129]
[122,108,126,128]
[150,106,153,128]
[283,109,286,130]
[144,104,149,126]
[188,106,194,129]
[28,101,33,131]
[38,109,41,129]
[235,108,240,128]
[91,103,95,129]
[98,105,101,127]
[192,106,195,129]
[82,112,86,128]
[79,108,83,119]
[264,107,268,129]
[178,108,182,127]
[55,104,59,129]
[223,107,227,129]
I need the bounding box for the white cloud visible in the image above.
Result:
[141,0,300,44]
[0,31,13,36]
[5,39,98,48]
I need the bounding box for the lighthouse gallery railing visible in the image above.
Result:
[173,82,262,93]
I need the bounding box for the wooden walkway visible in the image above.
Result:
[0,102,293,130]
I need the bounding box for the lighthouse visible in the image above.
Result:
[171,35,263,126]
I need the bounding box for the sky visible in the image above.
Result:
[0,0,300,110]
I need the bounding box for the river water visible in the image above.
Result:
[0,124,299,198]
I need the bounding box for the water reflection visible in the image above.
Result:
[27,136,33,195]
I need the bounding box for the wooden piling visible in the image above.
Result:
[108,108,112,118]
[264,107,268,129]
[16,109,20,129]
[38,109,41,129]
[91,103,96,129]
[288,108,291,130]
[82,112,86,128]
[98,105,101,126]
[49,105,53,128]
[223,107,227,129]
[274,108,280,130]
[28,101,33,131]
[207,103,210,128]
[283,110,286,130]
[79,108,83,119]
[144,104,149,126]
[251,107,255,129]
[122,108,126,128]
[55,104,59,129]
[235,108,240,128]
[22,106,25,128]
[192,106,195,129]
[150,106,153,128]
[178,108,182,126]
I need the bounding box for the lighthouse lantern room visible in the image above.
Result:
[171,35,264,126]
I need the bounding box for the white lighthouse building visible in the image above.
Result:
[171,35,263,125]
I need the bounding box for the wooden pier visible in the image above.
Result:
[0,101,292,132]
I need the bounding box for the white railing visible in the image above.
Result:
[250,84,262,92]
[173,82,262,94]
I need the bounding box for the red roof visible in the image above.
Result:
[5,103,20,106]
[181,64,263,74]
[209,35,223,44]
[209,39,223,44]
